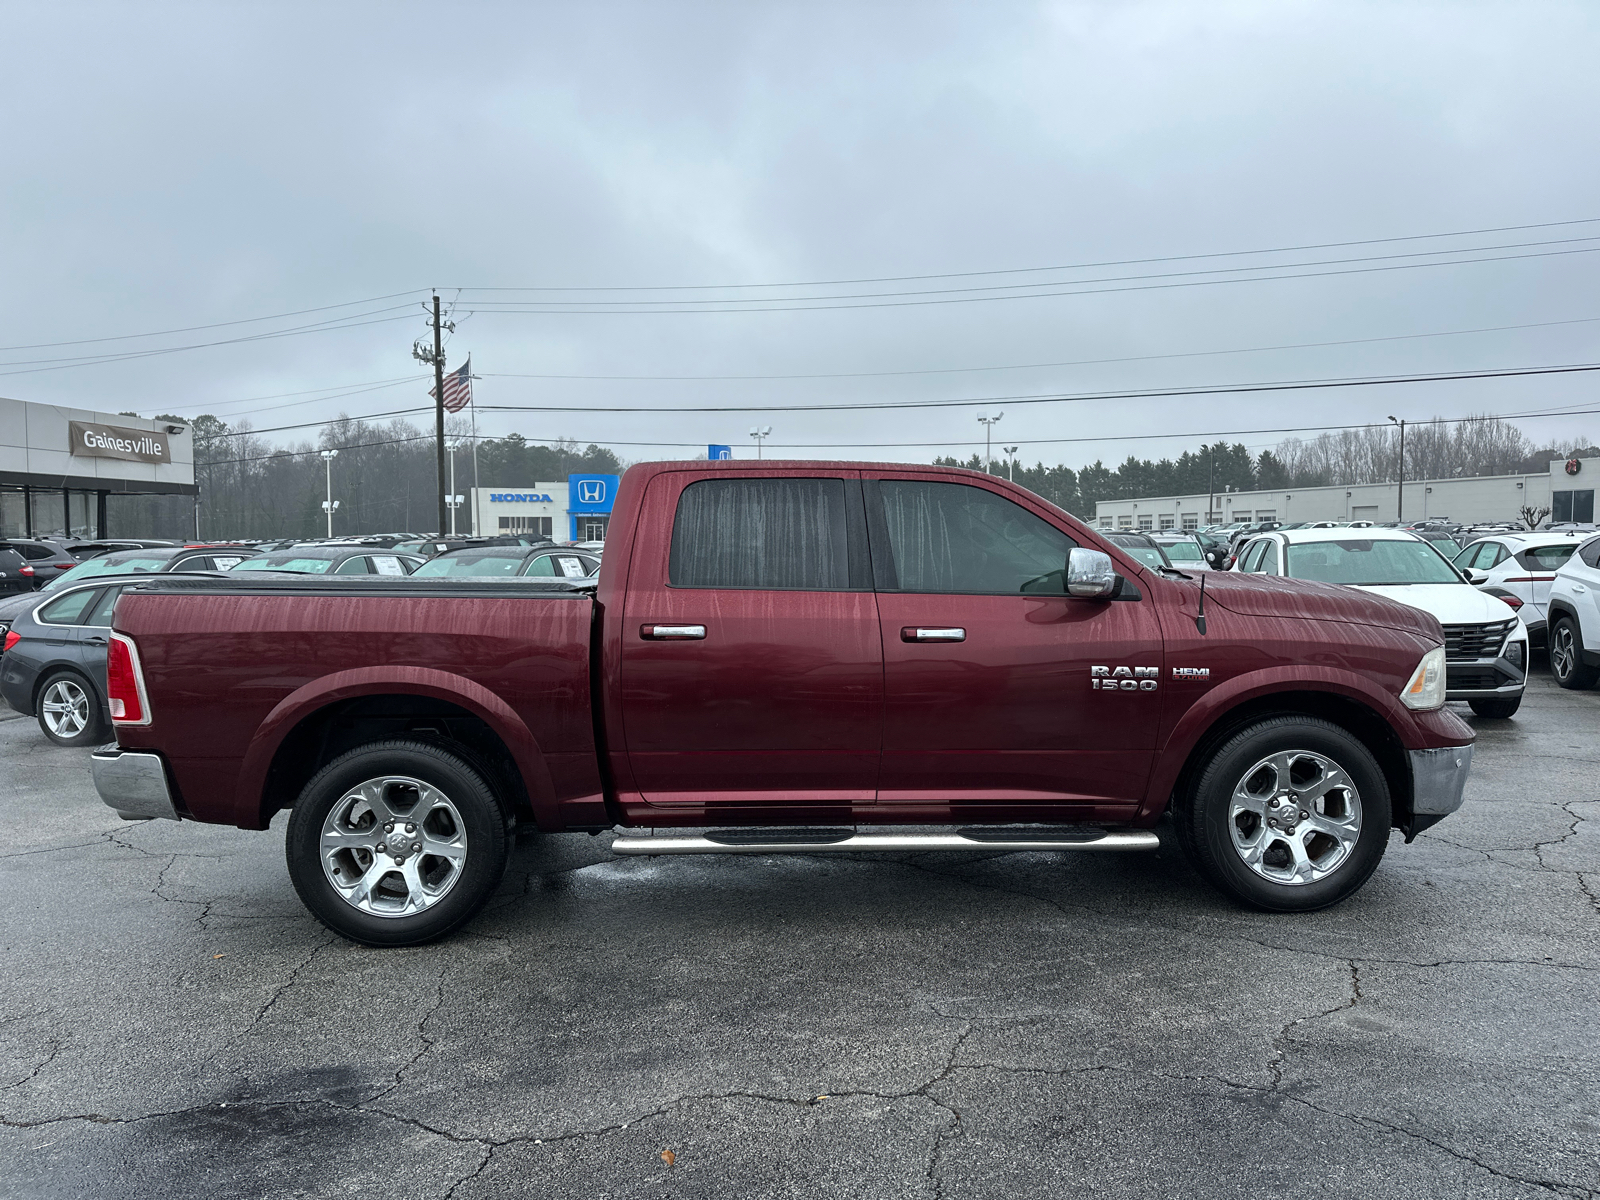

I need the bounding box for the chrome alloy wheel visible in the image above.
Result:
[319,776,468,918]
[1228,749,1362,885]
[1551,624,1578,681]
[40,679,90,739]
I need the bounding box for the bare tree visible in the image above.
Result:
[1519,505,1551,531]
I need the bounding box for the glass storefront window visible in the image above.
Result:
[68,491,97,538]
[29,490,66,539]
[0,490,25,539]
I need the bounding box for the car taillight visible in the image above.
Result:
[2,630,19,653]
[106,633,150,724]
[53,562,72,569]
[19,565,34,577]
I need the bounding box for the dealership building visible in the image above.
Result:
[1,396,196,539]
[469,473,620,542]
[1092,457,1598,532]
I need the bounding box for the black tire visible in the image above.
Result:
[35,670,108,747]
[1468,695,1522,719]
[285,739,513,947]
[1174,716,1391,912]
[1549,617,1599,690]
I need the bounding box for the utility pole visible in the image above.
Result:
[1003,445,1018,482]
[412,294,452,535]
[977,411,1004,473]
[1207,445,1215,525]
[448,442,458,536]
[1388,415,1406,522]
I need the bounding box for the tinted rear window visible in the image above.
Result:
[1523,544,1578,570]
[669,478,850,590]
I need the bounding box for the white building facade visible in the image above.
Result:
[1092,457,1598,532]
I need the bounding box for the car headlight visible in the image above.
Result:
[1400,646,1447,711]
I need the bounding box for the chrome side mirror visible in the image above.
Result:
[1066,547,1116,598]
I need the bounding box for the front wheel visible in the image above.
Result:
[1175,716,1391,912]
[1468,695,1522,719]
[285,740,513,946]
[1550,618,1599,690]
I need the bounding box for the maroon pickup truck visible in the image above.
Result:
[92,461,1473,945]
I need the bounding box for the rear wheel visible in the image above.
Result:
[1175,716,1391,912]
[36,671,107,747]
[1468,695,1522,719]
[285,740,513,946]
[1550,618,1599,690]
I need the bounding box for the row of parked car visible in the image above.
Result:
[0,535,603,747]
[1106,523,1600,718]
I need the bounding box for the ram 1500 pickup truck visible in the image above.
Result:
[92,461,1474,945]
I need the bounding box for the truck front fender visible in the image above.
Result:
[1139,665,1422,823]
[234,665,557,829]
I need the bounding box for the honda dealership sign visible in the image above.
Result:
[69,420,170,464]
[567,474,619,514]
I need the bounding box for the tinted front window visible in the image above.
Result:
[669,478,850,590]
[334,556,370,574]
[84,586,125,627]
[1286,539,1461,585]
[878,480,1076,594]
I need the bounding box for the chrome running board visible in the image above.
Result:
[610,827,1161,856]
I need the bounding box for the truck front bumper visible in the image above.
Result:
[1410,743,1474,817]
[91,745,180,821]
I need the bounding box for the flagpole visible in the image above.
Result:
[470,360,480,537]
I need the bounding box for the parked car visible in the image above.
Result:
[1411,529,1463,560]
[0,575,181,745]
[0,539,79,589]
[1546,533,1600,689]
[1104,532,1173,570]
[0,548,34,600]
[1148,532,1216,571]
[64,539,179,560]
[1452,530,1591,646]
[1234,528,1527,718]
[93,460,1474,946]
[411,546,599,579]
[230,547,425,575]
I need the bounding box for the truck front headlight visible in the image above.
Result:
[1400,646,1447,711]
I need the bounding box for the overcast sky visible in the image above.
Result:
[3,1,1598,471]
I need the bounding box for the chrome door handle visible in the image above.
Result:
[641,624,706,640]
[902,627,965,642]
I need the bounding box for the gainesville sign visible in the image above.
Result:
[69,421,170,464]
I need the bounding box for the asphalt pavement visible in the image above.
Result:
[1,670,1597,1199]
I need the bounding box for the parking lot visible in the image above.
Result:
[0,668,1595,1199]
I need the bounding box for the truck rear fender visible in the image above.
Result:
[1144,668,1416,833]
[237,666,558,830]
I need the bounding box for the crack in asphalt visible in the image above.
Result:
[247,937,338,1033]
[1,1039,61,1092]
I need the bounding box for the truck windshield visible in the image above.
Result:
[1285,539,1462,586]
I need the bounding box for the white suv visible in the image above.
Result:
[1547,533,1600,689]
[1452,530,1593,646]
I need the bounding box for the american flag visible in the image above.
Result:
[430,358,473,412]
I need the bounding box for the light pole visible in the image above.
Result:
[749,425,772,459]
[1388,415,1406,522]
[1003,445,1019,482]
[448,440,460,536]
[320,449,339,538]
[977,411,1004,473]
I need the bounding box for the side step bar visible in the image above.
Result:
[610,826,1161,856]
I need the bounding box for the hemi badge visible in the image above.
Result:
[1172,667,1210,679]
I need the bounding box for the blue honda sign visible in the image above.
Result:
[567,474,619,514]
[708,444,732,460]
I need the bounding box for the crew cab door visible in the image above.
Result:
[863,474,1164,812]
[618,470,882,807]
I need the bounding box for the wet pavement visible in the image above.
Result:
[1,668,1597,1198]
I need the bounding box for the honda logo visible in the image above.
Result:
[578,480,606,504]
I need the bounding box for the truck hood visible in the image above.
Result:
[1351,582,1525,631]
[1198,571,1441,642]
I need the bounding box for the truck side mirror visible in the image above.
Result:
[1066,547,1117,598]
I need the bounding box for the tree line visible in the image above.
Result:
[936,415,1596,518]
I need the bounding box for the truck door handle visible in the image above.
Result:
[641,624,706,640]
[902,627,965,642]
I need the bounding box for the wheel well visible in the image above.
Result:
[260,694,532,826]
[32,665,99,712]
[1167,691,1414,832]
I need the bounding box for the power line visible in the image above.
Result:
[479,314,1600,383]
[449,243,1600,316]
[452,216,1600,291]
